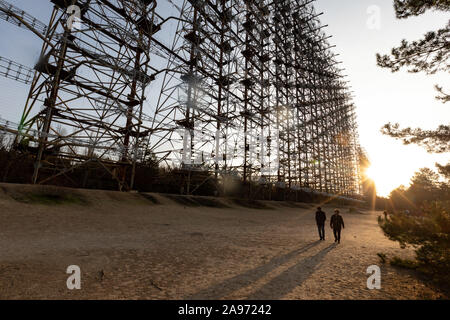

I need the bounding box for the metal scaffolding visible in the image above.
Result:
[0,0,362,197]
[1,0,161,190]
[147,0,362,197]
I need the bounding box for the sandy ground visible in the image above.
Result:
[0,183,446,300]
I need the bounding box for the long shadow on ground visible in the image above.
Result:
[186,241,324,300]
[246,243,336,299]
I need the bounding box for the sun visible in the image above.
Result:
[364,166,377,181]
[364,165,398,198]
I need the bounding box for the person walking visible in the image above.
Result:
[315,207,326,241]
[330,209,345,244]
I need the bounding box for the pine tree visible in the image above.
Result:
[379,201,450,289]
[376,0,450,158]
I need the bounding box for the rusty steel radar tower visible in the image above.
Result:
[0,0,362,198]
[1,0,160,190]
[147,0,362,197]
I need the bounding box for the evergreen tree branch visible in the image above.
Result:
[381,123,450,153]
[436,162,450,179]
[393,0,450,19]
[435,85,450,103]
[376,23,450,74]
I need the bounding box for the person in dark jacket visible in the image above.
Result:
[315,207,327,241]
[330,209,345,244]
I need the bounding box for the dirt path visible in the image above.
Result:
[0,184,445,299]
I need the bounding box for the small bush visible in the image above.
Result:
[378,201,450,290]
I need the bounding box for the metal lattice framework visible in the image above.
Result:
[146,0,362,196]
[1,0,161,190]
[0,0,362,197]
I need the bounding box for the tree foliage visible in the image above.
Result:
[435,85,450,103]
[388,167,449,210]
[380,164,450,289]
[377,3,450,288]
[377,0,449,155]
[379,201,450,288]
[436,162,450,180]
[381,123,450,153]
[376,23,449,74]
[393,0,450,19]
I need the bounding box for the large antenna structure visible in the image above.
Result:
[0,0,362,197]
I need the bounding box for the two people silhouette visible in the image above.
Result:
[315,207,345,244]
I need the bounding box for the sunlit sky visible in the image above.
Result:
[0,0,448,197]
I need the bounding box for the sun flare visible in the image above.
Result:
[364,165,402,198]
[364,166,377,182]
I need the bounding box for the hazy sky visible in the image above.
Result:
[0,0,448,196]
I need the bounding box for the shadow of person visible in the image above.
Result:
[185,240,322,300]
[246,243,336,300]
